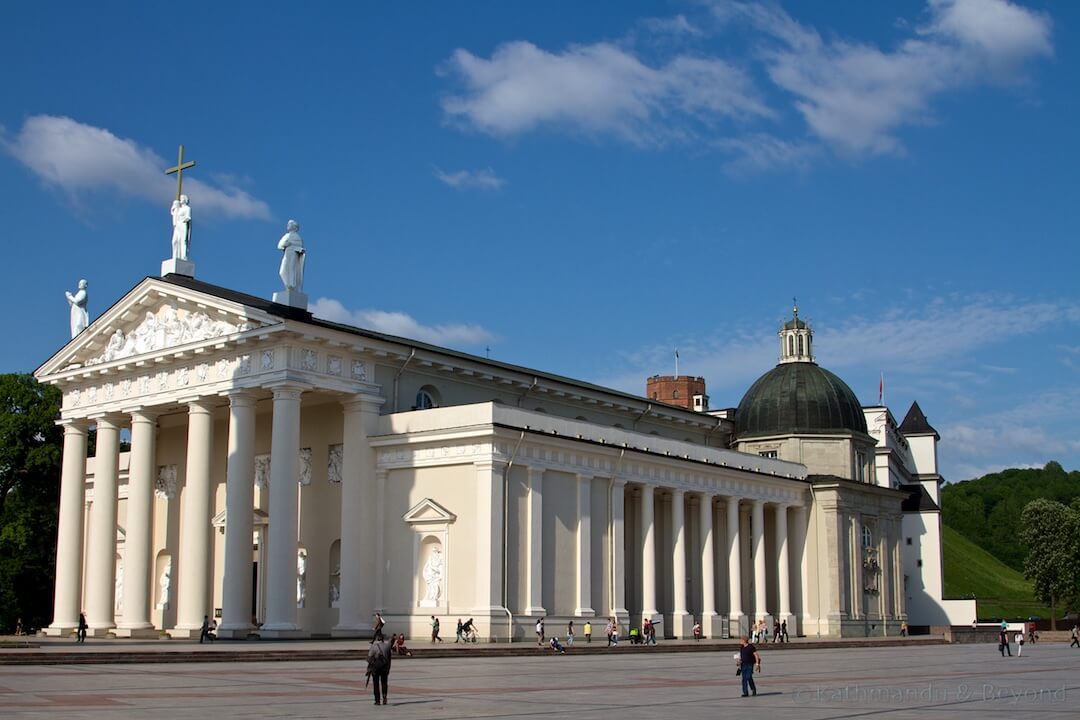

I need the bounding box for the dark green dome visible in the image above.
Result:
[735,362,867,438]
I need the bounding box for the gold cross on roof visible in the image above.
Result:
[165,144,197,202]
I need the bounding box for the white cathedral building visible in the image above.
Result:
[36,213,971,641]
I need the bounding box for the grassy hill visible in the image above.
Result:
[942,524,1050,621]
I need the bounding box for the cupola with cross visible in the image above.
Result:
[778,299,814,364]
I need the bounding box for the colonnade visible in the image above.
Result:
[48,386,384,638]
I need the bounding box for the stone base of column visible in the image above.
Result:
[331,623,374,639]
[670,612,693,639]
[523,606,546,617]
[701,612,720,639]
[114,625,160,639]
[729,613,748,639]
[87,627,117,638]
[215,624,256,640]
[573,607,596,617]
[259,627,307,639]
[44,625,77,638]
[167,626,202,639]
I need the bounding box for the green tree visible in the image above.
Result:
[1018,498,1080,624]
[0,373,62,633]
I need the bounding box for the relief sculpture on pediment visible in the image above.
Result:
[84,306,248,366]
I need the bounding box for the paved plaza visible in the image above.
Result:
[0,641,1076,719]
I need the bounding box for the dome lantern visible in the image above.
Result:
[779,298,814,364]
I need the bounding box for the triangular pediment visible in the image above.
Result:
[211,507,270,529]
[402,498,457,525]
[37,277,282,378]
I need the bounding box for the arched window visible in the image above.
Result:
[797,335,804,356]
[788,336,794,356]
[862,526,873,549]
[415,385,440,410]
[672,389,679,399]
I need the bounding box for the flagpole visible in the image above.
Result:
[675,349,679,378]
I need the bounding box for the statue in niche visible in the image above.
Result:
[171,194,192,261]
[277,220,306,292]
[114,560,124,614]
[158,559,172,609]
[329,562,341,608]
[296,551,307,608]
[421,545,443,606]
[65,279,89,338]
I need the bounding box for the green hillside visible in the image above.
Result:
[942,524,1050,621]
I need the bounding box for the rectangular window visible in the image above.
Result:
[906,537,912,545]
[916,559,923,567]
[759,450,778,459]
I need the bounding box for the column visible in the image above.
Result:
[474,460,506,638]
[49,420,89,635]
[671,489,690,637]
[218,391,257,638]
[699,494,717,637]
[373,469,388,611]
[640,485,658,620]
[726,497,743,635]
[575,474,594,616]
[117,410,158,636]
[333,392,383,636]
[610,479,628,625]
[524,467,545,615]
[776,503,793,634]
[751,499,768,624]
[85,415,122,634]
[793,504,809,635]
[262,384,303,635]
[175,400,215,635]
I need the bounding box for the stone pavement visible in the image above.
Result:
[1,640,1077,719]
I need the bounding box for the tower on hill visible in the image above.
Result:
[645,375,709,412]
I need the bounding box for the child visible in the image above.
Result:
[550,636,566,654]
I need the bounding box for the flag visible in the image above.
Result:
[879,373,884,405]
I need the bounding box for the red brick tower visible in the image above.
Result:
[645,375,709,412]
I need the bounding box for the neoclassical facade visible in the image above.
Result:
[37,274,909,641]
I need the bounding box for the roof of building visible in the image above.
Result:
[898,401,939,439]
[899,483,940,512]
[735,361,868,438]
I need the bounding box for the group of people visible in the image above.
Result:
[455,618,478,643]
[630,617,660,644]
[750,618,789,644]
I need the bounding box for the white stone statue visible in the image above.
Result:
[296,551,308,608]
[421,546,443,606]
[65,279,89,338]
[158,559,172,609]
[277,220,306,291]
[329,562,341,608]
[171,195,192,261]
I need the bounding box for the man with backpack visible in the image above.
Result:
[366,635,393,705]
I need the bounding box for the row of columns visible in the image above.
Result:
[51,384,385,638]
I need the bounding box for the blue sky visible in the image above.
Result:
[3,1,1077,482]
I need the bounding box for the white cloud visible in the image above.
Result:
[433,166,506,190]
[440,40,771,146]
[640,14,703,37]
[2,115,271,219]
[722,0,1053,155]
[311,297,495,348]
[715,133,819,173]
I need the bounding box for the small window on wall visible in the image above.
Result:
[916,559,923,568]
[862,526,873,549]
[759,450,778,459]
[672,389,679,399]
[906,537,912,546]
[414,385,440,410]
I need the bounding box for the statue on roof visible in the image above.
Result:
[277,219,306,292]
[65,279,89,338]
[171,194,192,261]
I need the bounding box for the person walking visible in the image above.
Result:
[1015,631,1024,657]
[781,620,789,643]
[607,618,618,647]
[584,621,592,643]
[200,615,216,643]
[431,615,442,643]
[738,636,761,697]
[1069,625,1079,648]
[536,617,545,646]
[567,620,575,646]
[998,629,1011,657]
[365,635,393,706]
[900,621,908,637]
[373,612,385,641]
[455,618,463,643]
[77,612,87,643]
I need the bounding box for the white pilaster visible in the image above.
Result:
[751,499,768,624]
[776,503,794,632]
[262,384,304,635]
[726,497,744,635]
[699,493,718,637]
[795,504,809,634]
[474,460,506,638]
[671,489,690,638]
[640,485,658,620]
[48,420,89,635]
[333,392,383,637]
[609,479,628,625]
[218,391,257,638]
[373,469,388,612]
[175,400,215,635]
[85,415,122,634]
[116,410,158,636]
[575,473,594,616]
[524,466,545,615]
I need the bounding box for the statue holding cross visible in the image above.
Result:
[162,145,197,277]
